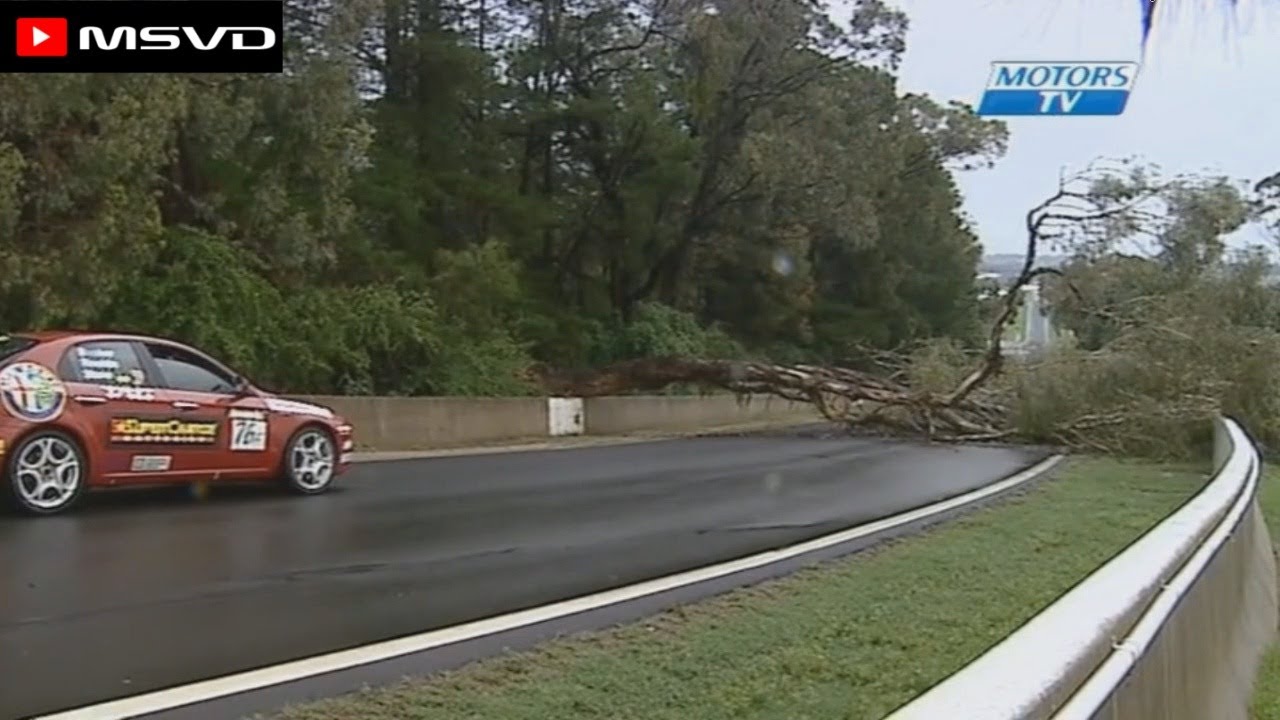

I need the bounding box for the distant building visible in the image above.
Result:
[1022,283,1053,346]
[975,272,1003,300]
[1005,282,1057,358]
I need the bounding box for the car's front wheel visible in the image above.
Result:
[5,430,87,515]
[282,426,337,495]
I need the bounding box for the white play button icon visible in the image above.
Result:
[16,18,68,58]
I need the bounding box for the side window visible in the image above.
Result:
[0,336,35,363]
[146,344,236,394]
[60,341,149,386]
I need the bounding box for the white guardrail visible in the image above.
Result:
[886,417,1269,720]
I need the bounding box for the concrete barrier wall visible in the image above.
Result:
[1059,419,1276,720]
[582,394,820,435]
[294,393,821,450]
[1085,498,1276,720]
[298,396,548,450]
[886,417,1277,720]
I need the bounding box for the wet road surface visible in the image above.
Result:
[0,432,1048,719]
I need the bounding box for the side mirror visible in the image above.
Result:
[232,376,253,397]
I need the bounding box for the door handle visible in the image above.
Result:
[171,401,200,410]
[73,395,108,405]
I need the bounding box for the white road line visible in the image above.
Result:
[35,454,1065,720]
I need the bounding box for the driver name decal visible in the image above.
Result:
[110,416,219,444]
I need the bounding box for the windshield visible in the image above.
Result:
[0,335,35,364]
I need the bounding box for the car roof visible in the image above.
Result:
[12,330,79,341]
[12,330,190,347]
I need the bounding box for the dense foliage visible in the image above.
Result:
[0,0,1006,395]
[1020,170,1280,458]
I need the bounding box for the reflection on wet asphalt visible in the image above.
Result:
[0,433,1047,718]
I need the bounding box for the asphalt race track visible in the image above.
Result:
[0,430,1048,719]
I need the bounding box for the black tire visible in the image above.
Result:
[281,425,338,495]
[4,429,87,516]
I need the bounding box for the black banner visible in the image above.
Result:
[0,1,283,73]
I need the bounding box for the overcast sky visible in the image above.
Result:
[873,0,1280,255]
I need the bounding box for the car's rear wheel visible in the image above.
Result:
[5,430,87,515]
[282,426,337,495]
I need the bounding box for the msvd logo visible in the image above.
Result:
[4,1,284,73]
[17,18,276,56]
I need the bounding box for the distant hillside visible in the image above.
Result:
[979,253,1067,283]
[980,253,1280,288]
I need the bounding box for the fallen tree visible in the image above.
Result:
[535,355,1012,441]
[532,160,1273,457]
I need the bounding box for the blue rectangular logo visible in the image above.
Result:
[977,62,1140,116]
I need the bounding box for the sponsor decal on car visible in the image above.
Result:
[265,398,333,418]
[102,385,158,401]
[110,416,219,444]
[0,362,67,422]
[117,369,146,386]
[228,408,267,451]
[130,454,172,472]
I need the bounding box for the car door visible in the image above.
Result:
[138,341,273,478]
[56,339,184,484]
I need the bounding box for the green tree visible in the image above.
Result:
[0,0,1016,396]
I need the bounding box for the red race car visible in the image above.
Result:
[0,331,355,515]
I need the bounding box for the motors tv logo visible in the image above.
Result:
[977,62,1141,116]
[2,1,283,73]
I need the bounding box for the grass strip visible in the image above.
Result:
[265,457,1204,720]
[1249,467,1280,719]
